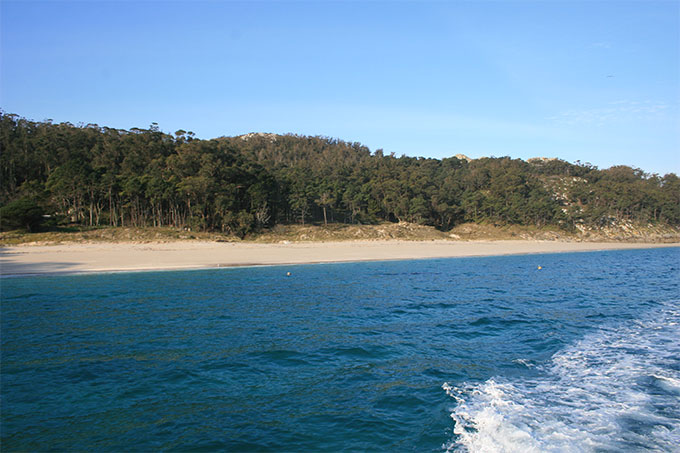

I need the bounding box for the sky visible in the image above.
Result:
[1,0,679,175]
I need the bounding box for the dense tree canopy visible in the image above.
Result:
[1,112,678,234]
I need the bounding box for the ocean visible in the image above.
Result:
[1,247,679,451]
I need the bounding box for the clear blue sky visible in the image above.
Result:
[2,0,679,175]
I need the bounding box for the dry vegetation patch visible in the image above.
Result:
[0,227,239,246]
[2,222,678,246]
[252,223,449,242]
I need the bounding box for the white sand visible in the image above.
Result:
[1,240,677,277]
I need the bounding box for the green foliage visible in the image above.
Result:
[1,111,678,234]
[0,197,46,231]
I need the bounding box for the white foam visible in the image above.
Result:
[651,374,680,394]
[444,301,680,452]
[511,358,535,368]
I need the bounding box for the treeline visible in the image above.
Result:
[1,112,678,235]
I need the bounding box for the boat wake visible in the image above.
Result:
[443,301,680,452]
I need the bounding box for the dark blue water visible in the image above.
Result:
[2,248,679,452]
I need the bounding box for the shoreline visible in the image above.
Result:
[1,240,677,278]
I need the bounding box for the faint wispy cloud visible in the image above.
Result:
[548,100,671,126]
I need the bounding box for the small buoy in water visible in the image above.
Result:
[537,266,542,270]
[286,272,291,276]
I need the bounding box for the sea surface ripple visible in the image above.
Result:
[1,247,679,451]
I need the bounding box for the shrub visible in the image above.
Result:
[0,198,46,232]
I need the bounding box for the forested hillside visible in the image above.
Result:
[1,112,679,236]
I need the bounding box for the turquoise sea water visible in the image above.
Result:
[1,248,679,451]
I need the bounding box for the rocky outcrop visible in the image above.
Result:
[239,132,278,142]
[528,157,560,164]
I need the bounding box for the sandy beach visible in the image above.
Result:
[1,240,677,277]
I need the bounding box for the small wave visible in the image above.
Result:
[650,374,680,395]
[511,358,535,368]
[470,317,531,328]
[444,301,680,452]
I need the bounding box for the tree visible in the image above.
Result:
[1,111,677,236]
[315,191,334,225]
[0,197,45,231]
